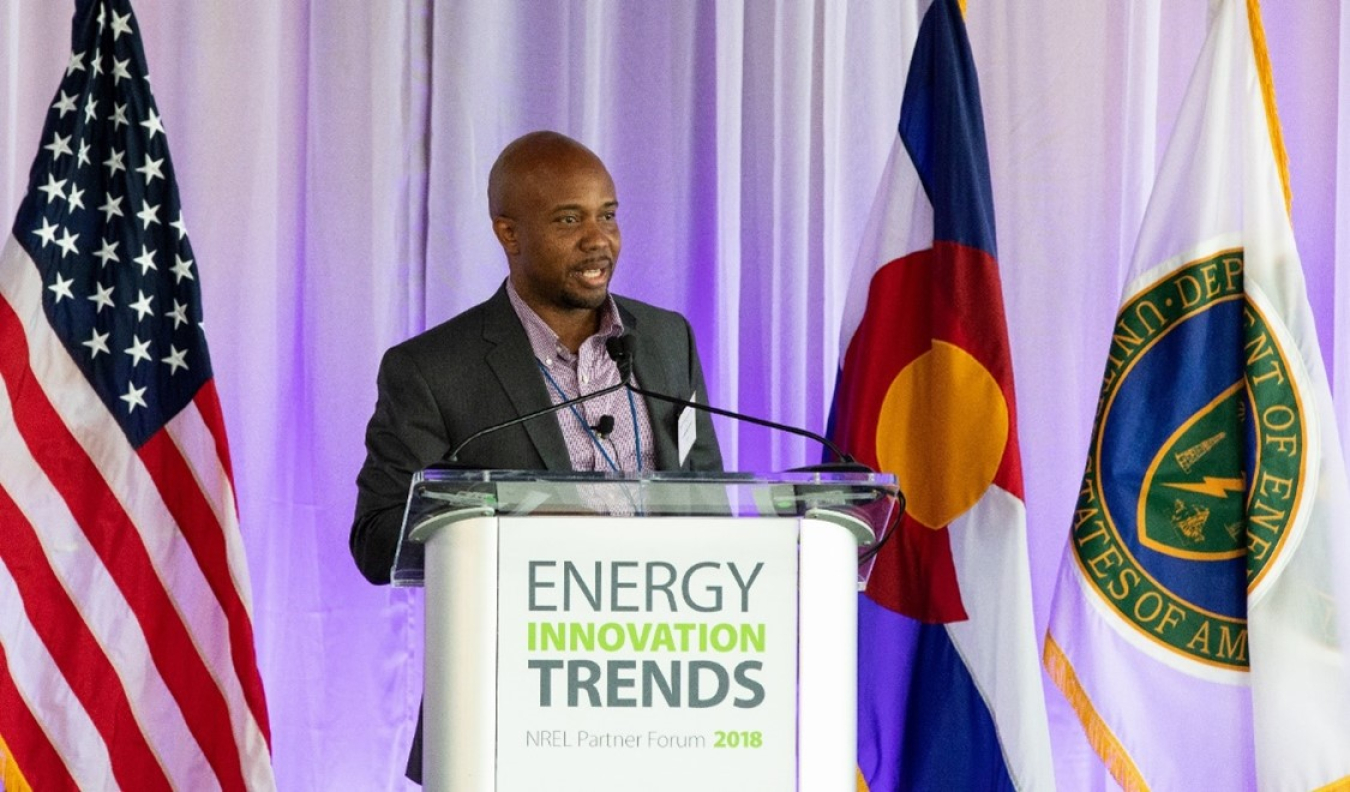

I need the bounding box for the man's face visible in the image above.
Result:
[499,157,621,316]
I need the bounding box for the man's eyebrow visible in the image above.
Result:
[549,200,619,212]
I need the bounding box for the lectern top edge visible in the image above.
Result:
[390,470,901,587]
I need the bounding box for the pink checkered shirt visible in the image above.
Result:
[506,279,657,473]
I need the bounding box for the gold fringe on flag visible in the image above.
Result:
[1,733,35,792]
[1246,0,1293,216]
[1043,636,1151,792]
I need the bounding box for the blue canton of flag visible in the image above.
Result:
[16,1,207,441]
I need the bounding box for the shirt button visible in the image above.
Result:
[581,374,589,385]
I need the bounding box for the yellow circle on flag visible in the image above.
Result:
[876,340,1009,529]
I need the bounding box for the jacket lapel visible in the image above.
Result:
[622,304,682,471]
[481,285,572,470]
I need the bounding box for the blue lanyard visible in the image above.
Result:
[536,359,643,473]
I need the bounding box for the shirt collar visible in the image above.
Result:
[505,278,625,363]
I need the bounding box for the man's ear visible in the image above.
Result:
[492,216,519,255]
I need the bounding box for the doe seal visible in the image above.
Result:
[1070,250,1304,672]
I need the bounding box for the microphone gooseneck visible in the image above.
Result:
[446,379,625,462]
[605,333,860,466]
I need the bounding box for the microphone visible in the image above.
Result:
[592,414,616,438]
[604,336,634,383]
[607,334,865,468]
[444,381,626,463]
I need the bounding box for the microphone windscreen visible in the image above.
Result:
[605,334,636,381]
[604,335,624,362]
[594,415,616,436]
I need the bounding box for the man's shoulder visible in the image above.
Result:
[613,293,691,332]
[388,290,509,360]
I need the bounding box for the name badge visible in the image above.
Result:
[678,391,697,466]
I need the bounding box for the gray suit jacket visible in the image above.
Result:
[349,282,724,584]
[349,283,724,784]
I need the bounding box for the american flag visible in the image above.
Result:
[0,1,275,790]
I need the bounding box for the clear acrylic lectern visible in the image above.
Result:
[392,470,898,792]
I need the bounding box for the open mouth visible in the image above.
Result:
[573,262,611,287]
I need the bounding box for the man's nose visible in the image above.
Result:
[578,218,614,251]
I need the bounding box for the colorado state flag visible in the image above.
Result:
[1044,0,1350,788]
[828,1,1054,789]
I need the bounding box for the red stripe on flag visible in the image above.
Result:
[194,380,238,488]
[141,418,271,746]
[0,297,248,792]
[0,620,81,792]
[0,485,170,792]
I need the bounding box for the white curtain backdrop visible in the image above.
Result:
[4,2,1347,789]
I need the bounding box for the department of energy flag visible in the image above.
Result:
[1044,0,1350,789]
[828,1,1054,789]
[0,1,275,790]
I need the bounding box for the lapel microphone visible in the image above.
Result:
[592,415,616,439]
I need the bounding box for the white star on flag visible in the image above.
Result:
[172,255,195,283]
[32,217,59,248]
[99,193,124,222]
[168,299,189,328]
[141,108,165,140]
[161,345,189,374]
[129,290,154,321]
[82,328,111,358]
[52,91,78,117]
[136,156,165,184]
[111,57,131,84]
[56,228,80,258]
[38,174,67,203]
[110,10,133,40]
[133,245,157,274]
[48,274,76,302]
[124,335,152,366]
[88,283,116,313]
[119,381,147,412]
[104,147,126,175]
[45,131,74,160]
[136,202,160,229]
[94,238,119,266]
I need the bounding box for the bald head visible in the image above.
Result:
[486,131,622,350]
[488,131,609,219]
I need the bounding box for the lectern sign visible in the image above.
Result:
[496,516,799,790]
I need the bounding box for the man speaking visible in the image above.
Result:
[349,130,724,782]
